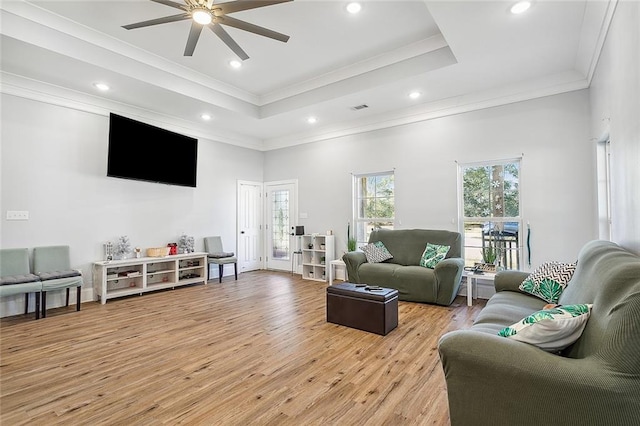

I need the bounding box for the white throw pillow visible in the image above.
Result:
[498,304,592,352]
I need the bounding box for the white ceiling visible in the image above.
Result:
[0,0,615,150]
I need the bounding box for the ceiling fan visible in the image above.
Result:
[122,0,292,60]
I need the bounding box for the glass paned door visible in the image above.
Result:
[265,181,297,271]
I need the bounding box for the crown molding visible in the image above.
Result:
[0,71,266,151]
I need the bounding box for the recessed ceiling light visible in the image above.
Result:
[346,2,362,14]
[192,8,212,25]
[307,117,318,124]
[229,60,242,69]
[409,91,421,99]
[510,1,531,14]
[201,114,212,121]
[93,82,110,91]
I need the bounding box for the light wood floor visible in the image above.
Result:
[1,271,485,425]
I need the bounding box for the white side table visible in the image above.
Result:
[329,259,347,285]
[463,271,496,306]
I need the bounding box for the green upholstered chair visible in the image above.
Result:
[32,245,83,318]
[204,236,237,283]
[0,248,42,319]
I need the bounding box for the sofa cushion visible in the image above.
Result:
[360,241,393,263]
[519,261,577,303]
[472,291,547,334]
[420,243,450,269]
[498,304,592,352]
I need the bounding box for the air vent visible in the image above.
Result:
[351,104,369,111]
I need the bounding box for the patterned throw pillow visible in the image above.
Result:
[519,261,577,303]
[498,304,592,352]
[420,243,450,269]
[360,241,393,263]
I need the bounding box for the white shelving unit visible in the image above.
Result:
[301,235,335,282]
[93,252,207,304]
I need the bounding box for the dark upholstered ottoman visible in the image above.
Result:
[326,283,398,335]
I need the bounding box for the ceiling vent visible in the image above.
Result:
[350,104,369,111]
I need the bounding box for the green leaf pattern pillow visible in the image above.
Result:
[519,261,577,303]
[420,243,450,269]
[498,304,592,352]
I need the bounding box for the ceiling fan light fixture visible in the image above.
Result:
[192,8,212,25]
[510,1,531,14]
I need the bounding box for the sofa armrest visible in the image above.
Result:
[342,252,367,283]
[438,330,636,426]
[494,269,530,293]
[434,257,464,305]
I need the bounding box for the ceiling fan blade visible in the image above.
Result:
[150,0,188,11]
[210,24,249,60]
[218,15,289,43]
[123,13,191,30]
[216,0,292,15]
[184,22,204,56]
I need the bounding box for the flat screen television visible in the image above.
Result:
[107,113,198,187]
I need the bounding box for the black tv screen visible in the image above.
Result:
[107,113,198,187]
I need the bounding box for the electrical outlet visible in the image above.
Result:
[6,211,29,220]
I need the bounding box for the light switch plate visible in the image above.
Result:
[6,211,29,220]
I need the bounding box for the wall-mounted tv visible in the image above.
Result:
[107,113,198,187]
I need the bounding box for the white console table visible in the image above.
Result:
[93,252,207,304]
[463,271,496,306]
[329,259,347,286]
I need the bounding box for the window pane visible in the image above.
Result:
[354,172,395,244]
[271,189,289,259]
[463,162,519,218]
[463,220,520,269]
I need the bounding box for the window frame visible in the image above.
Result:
[457,157,523,270]
[352,170,395,246]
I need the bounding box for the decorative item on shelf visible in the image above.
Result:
[320,256,326,265]
[134,247,142,258]
[320,243,326,250]
[309,271,314,277]
[113,235,131,260]
[178,234,195,254]
[104,241,113,261]
[167,243,178,255]
[308,243,314,249]
[474,262,497,273]
[147,247,170,257]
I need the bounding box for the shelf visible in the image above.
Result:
[93,252,208,304]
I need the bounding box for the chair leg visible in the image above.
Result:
[66,287,70,307]
[218,264,223,283]
[76,286,81,311]
[35,291,41,320]
[234,263,237,280]
[41,291,47,319]
[25,292,29,315]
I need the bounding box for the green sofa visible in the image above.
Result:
[438,240,640,425]
[342,229,464,305]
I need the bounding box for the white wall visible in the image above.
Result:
[0,94,263,316]
[589,0,640,255]
[265,90,597,267]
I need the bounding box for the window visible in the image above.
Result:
[353,171,395,245]
[459,159,522,270]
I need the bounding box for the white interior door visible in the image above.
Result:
[238,181,263,272]
[265,181,297,271]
